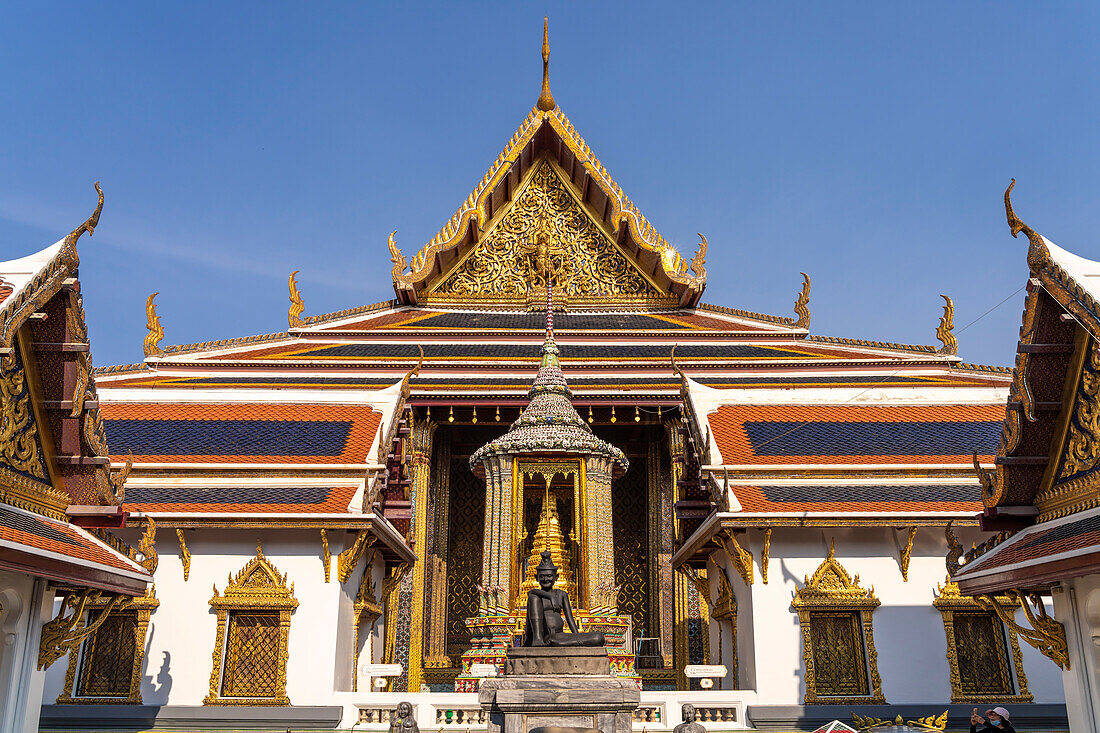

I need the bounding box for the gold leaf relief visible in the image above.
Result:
[435,161,660,301]
[0,353,48,481]
[1058,347,1100,481]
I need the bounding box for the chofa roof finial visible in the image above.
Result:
[537,17,556,112]
[1004,179,1051,270]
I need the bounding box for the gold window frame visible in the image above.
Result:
[791,543,885,705]
[204,543,298,706]
[56,586,158,704]
[933,581,1032,704]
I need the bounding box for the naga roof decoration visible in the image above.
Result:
[0,183,101,351]
[387,103,708,308]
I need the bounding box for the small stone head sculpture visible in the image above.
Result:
[535,550,558,591]
[397,702,412,720]
[682,704,696,723]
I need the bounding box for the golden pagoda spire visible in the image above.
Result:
[520,488,574,602]
[537,16,556,112]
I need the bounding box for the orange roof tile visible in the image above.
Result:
[101,403,382,464]
[708,403,1004,465]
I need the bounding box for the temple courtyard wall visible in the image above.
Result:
[35,524,1068,731]
[40,528,383,709]
[711,526,1064,710]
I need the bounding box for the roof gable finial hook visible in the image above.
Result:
[537,16,556,112]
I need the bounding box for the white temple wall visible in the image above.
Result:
[0,571,52,733]
[42,528,345,707]
[1052,574,1100,733]
[741,526,1065,706]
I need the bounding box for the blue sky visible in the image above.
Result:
[1,3,1097,368]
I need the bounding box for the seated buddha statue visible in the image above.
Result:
[523,551,605,647]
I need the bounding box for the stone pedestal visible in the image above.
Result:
[479,649,639,733]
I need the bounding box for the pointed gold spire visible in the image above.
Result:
[519,490,574,603]
[537,16,556,112]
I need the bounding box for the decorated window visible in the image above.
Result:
[56,588,158,704]
[205,543,297,706]
[791,543,884,704]
[933,582,1032,703]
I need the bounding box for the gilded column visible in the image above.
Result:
[666,420,685,539]
[674,568,711,689]
[650,439,674,668]
[582,456,616,609]
[403,419,436,691]
[425,439,452,669]
[478,455,514,610]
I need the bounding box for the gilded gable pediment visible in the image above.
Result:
[388,107,707,308]
[426,159,671,309]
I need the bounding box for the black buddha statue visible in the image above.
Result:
[523,551,605,647]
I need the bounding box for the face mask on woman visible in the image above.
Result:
[990,722,1002,727]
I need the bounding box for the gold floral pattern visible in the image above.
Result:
[434,161,662,305]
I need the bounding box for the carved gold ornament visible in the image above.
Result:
[0,182,100,351]
[338,529,376,584]
[793,272,811,329]
[898,527,916,581]
[388,230,408,281]
[95,452,131,506]
[66,294,91,418]
[1005,179,1051,272]
[288,271,305,328]
[137,517,158,574]
[432,160,664,306]
[976,590,1069,670]
[177,528,191,581]
[39,590,132,670]
[934,581,1031,704]
[936,294,957,356]
[143,292,164,358]
[676,565,709,602]
[792,541,884,704]
[1057,345,1100,481]
[395,103,705,301]
[972,451,997,505]
[351,547,382,692]
[713,529,753,586]
[853,711,947,732]
[537,17,555,112]
[205,542,298,706]
[760,528,772,584]
[320,529,331,583]
[945,521,964,577]
[0,351,49,481]
[55,586,159,704]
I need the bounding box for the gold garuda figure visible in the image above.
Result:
[517,202,571,291]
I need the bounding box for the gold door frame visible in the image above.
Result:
[510,458,586,608]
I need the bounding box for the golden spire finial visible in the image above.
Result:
[537,16,556,112]
[288,270,305,328]
[143,292,164,357]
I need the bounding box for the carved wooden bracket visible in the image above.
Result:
[977,590,1070,670]
[713,528,754,586]
[39,590,131,670]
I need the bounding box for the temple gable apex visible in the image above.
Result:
[389,107,708,309]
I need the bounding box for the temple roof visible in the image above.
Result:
[469,303,628,475]
[387,106,708,309]
[952,182,1100,593]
